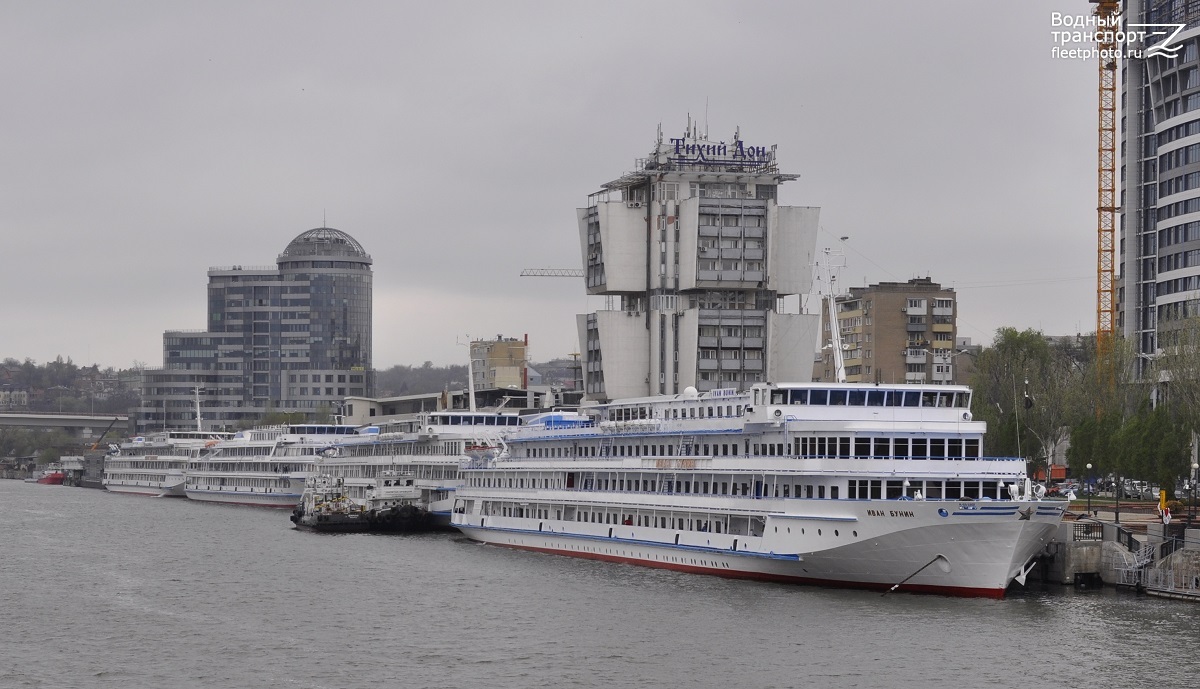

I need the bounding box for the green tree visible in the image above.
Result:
[969,328,1084,478]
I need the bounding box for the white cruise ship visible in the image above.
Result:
[450,383,1067,598]
[103,431,231,497]
[314,411,521,527]
[185,424,370,508]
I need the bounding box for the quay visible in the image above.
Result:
[1040,504,1200,602]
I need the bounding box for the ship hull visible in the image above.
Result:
[104,476,187,498]
[185,489,303,508]
[291,503,433,533]
[453,501,1063,598]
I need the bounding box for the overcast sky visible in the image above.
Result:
[1,1,1098,371]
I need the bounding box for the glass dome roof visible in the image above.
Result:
[279,227,370,260]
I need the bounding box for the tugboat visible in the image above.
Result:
[290,471,430,533]
[25,464,65,485]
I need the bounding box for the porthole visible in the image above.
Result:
[853,530,858,537]
[834,530,839,537]
[818,529,822,536]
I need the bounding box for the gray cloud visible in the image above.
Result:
[1,1,1096,369]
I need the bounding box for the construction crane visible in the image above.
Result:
[520,268,584,277]
[1094,0,1119,367]
[89,417,122,451]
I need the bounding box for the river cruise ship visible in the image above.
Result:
[450,382,1067,598]
[313,411,522,527]
[185,424,369,508]
[103,431,231,497]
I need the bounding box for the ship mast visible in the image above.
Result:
[193,387,204,431]
[819,248,847,383]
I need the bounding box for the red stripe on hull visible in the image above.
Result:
[483,540,1007,600]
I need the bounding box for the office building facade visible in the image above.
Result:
[577,123,820,401]
[136,227,373,432]
[1121,1,1200,361]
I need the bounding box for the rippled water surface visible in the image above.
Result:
[3,480,1198,688]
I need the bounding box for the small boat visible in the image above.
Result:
[291,470,430,533]
[28,465,65,485]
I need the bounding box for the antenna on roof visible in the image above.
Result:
[704,97,709,139]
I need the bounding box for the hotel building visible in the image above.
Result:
[577,123,821,401]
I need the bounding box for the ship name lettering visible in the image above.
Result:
[889,510,915,518]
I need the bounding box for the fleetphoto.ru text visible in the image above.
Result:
[1049,11,1184,60]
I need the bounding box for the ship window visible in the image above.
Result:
[829,390,847,405]
[947,439,963,458]
[847,390,866,406]
[965,439,980,458]
[790,389,808,404]
[866,390,886,406]
[783,485,790,498]
[911,438,927,458]
[894,438,909,458]
[831,486,839,499]
[819,485,826,499]
[945,480,963,498]
[854,438,870,457]
[810,389,828,405]
[805,485,813,499]
[873,438,889,457]
[929,439,946,459]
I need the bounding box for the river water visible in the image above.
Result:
[3,479,1198,689]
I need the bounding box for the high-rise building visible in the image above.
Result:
[811,280,960,388]
[136,227,373,432]
[576,122,821,401]
[812,278,961,384]
[1120,2,1200,363]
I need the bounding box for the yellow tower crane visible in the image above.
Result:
[1093,0,1120,365]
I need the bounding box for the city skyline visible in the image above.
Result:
[2,2,1098,371]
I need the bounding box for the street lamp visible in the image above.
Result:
[1086,463,1093,516]
[1192,462,1199,524]
[1114,472,1121,525]
[49,385,69,412]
